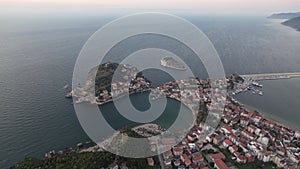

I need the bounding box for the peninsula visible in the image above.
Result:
[73,63,300,169]
[282,16,300,31]
[15,68,300,169]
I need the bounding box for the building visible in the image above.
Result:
[164,159,172,166]
[211,152,225,161]
[223,139,233,148]
[252,115,262,124]
[173,159,181,167]
[241,130,256,140]
[248,125,256,133]
[223,116,232,124]
[258,150,275,162]
[192,154,204,164]
[181,154,188,161]
[257,136,269,146]
[173,147,183,156]
[163,150,173,159]
[229,145,238,154]
[228,133,238,144]
[273,155,285,168]
[189,163,198,169]
[184,158,191,167]
[221,126,232,134]
[147,158,154,166]
[214,159,229,169]
[245,153,256,162]
[240,117,250,126]
[213,136,223,145]
[237,155,247,163]
[276,147,286,156]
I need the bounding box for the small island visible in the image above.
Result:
[160,56,187,71]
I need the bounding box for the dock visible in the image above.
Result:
[240,72,300,81]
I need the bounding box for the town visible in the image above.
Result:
[145,96,300,169]
[145,76,300,169]
[67,62,299,169]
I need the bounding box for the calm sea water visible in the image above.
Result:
[1,15,300,168]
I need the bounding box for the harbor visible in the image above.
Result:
[240,72,300,81]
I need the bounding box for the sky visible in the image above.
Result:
[1,0,300,16]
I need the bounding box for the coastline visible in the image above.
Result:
[74,77,299,133]
[160,64,187,71]
[95,90,149,105]
[237,100,299,131]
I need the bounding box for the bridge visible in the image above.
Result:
[240,72,300,81]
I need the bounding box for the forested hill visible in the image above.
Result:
[282,16,300,31]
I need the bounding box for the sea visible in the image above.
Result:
[0,14,300,168]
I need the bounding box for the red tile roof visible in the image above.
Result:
[237,155,247,161]
[173,147,183,153]
[214,159,229,169]
[189,163,198,169]
[253,115,261,120]
[181,154,188,160]
[234,152,240,157]
[185,158,191,165]
[211,152,225,161]
[231,145,238,151]
[222,126,232,133]
[147,158,154,164]
[223,139,233,145]
[193,155,203,162]
[174,159,180,166]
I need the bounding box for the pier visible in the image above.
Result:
[240,72,300,81]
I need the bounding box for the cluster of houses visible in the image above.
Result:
[146,77,299,169]
[146,126,211,169]
[205,97,300,169]
[150,78,227,115]
[97,76,150,104]
[146,124,238,169]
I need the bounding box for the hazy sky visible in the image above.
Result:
[1,0,300,16]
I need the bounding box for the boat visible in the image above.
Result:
[252,81,263,87]
[63,84,69,89]
[77,143,84,148]
[65,91,72,98]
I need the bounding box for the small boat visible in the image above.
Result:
[258,91,263,96]
[252,82,263,87]
[63,84,69,89]
[65,91,72,98]
[77,143,84,149]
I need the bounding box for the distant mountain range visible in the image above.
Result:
[268,12,300,19]
[282,16,300,31]
[268,12,300,31]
